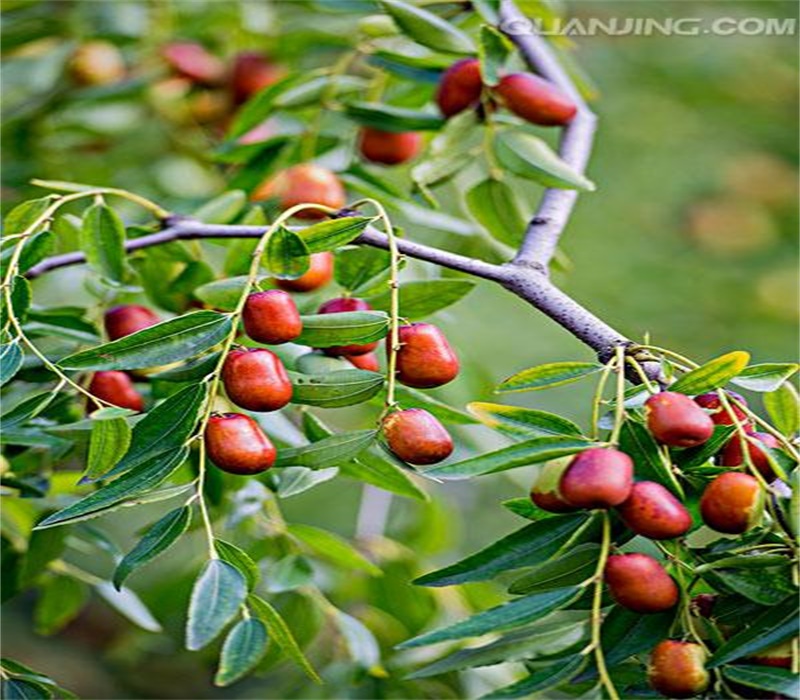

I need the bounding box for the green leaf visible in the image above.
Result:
[764,382,800,436]
[193,191,247,224]
[194,276,254,311]
[501,497,546,521]
[0,275,32,327]
[482,654,585,699]
[80,201,126,283]
[277,466,339,498]
[83,417,131,482]
[497,361,604,393]
[703,565,794,606]
[670,351,751,395]
[214,618,269,687]
[288,523,381,576]
[34,576,87,635]
[149,352,221,382]
[335,246,391,293]
[35,448,189,529]
[1,231,54,276]
[113,507,191,590]
[186,560,248,651]
[215,540,260,592]
[393,385,477,425]
[399,587,581,648]
[19,528,67,587]
[333,610,382,672]
[708,598,799,667]
[275,75,367,109]
[265,226,310,279]
[424,436,590,479]
[478,25,510,87]
[289,369,384,408]
[247,595,321,683]
[721,666,799,700]
[59,311,232,371]
[674,425,737,470]
[468,401,583,438]
[295,311,389,348]
[619,421,684,498]
[600,606,675,669]
[1,389,61,428]
[465,178,526,247]
[415,513,590,587]
[0,342,23,386]
[3,196,53,236]
[381,0,475,54]
[732,363,799,393]
[277,430,377,469]
[97,383,207,481]
[495,132,595,191]
[298,216,373,253]
[365,279,476,319]
[2,679,53,699]
[94,581,162,632]
[266,554,314,593]
[508,544,599,594]
[343,102,444,131]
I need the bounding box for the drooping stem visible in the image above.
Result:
[608,344,628,445]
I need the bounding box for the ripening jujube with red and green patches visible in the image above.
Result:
[204,413,276,475]
[645,391,714,447]
[616,480,692,540]
[530,459,577,513]
[317,297,379,356]
[222,348,293,412]
[493,73,577,126]
[346,352,380,372]
[161,42,225,86]
[382,409,453,465]
[746,639,794,669]
[358,128,422,165]
[393,323,459,389]
[275,251,334,293]
[604,553,679,613]
[252,164,346,220]
[231,51,283,104]
[558,447,633,509]
[700,471,764,534]
[242,290,302,345]
[104,304,161,340]
[69,41,126,86]
[693,390,751,428]
[436,58,483,118]
[718,431,781,480]
[87,371,143,413]
[647,640,709,698]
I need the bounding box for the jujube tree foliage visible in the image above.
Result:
[1,1,798,699]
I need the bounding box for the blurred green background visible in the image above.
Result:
[2,0,797,697]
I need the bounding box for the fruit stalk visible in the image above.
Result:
[590,511,620,700]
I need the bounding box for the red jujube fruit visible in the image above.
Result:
[346,352,380,372]
[161,42,225,85]
[530,459,577,513]
[104,304,161,340]
[559,447,633,508]
[231,51,283,103]
[87,371,144,413]
[494,73,577,126]
[616,481,692,539]
[699,472,763,534]
[252,164,346,220]
[645,391,714,447]
[718,431,781,480]
[317,297,378,356]
[382,409,453,465]
[648,640,709,698]
[275,252,334,292]
[222,348,293,412]
[604,553,679,613]
[393,323,459,389]
[242,290,302,345]
[205,413,276,474]
[436,58,483,118]
[358,128,422,165]
[693,391,751,428]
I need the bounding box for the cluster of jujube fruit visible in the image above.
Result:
[529,389,783,698]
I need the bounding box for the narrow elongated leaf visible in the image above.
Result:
[59,311,232,371]
[214,618,269,687]
[415,513,590,587]
[83,417,131,482]
[482,654,585,699]
[334,610,382,671]
[343,102,443,131]
[248,595,321,683]
[508,545,600,594]
[1,231,54,276]
[335,246,391,293]
[341,449,427,501]
[289,369,384,408]
[497,362,604,393]
[674,425,737,469]
[704,565,794,606]
[732,363,799,393]
[295,311,389,348]
[0,342,23,386]
[478,25,510,86]
[670,351,750,395]
[2,679,52,698]
[1,389,61,428]
[277,466,339,498]
[215,540,260,591]
[194,277,253,311]
[34,576,87,635]
[468,402,583,438]
[495,132,595,191]
[424,436,590,479]
[3,196,53,236]
[297,216,373,253]
[149,352,221,382]
[393,385,477,425]
[276,430,377,468]
[466,179,525,246]
[0,275,31,327]
[113,507,191,589]
[288,523,381,576]
[600,607,675,669]
[764,382,800,436]
[721,666,800,700]
[382,0,475,54]
[80,201,126,283]
[95,582,162,632]
[399,587,581,648]
[265,226,309,279]
[365,280,475,319]
[193,191,247,224]
[186,560,248,651]
[619,421,683,498]
[35,448,188,529]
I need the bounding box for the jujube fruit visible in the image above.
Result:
[645,392,714,447]
[493,73,577,126]
[382,409,453,465]
[436,58,483,118]
[746,639,794,669]
[317,297,378,356]
[530,458,577,513]
[346,352,380,372]
[275,251,334,292]
[242,290,302,345]
[104,304,161,340]
[719,431,781,480]
[231,51,283,104]
[394,323,459,389]
[87,371,143,413]
[358,128,422,165]
[559,447,633,509]
[161,42,225,85]
[648,640,709,698]
[694,391,751,428]
[252,164,346,220]
[604,553,678,613]
[700,472,763,534]
[222,348,293,412]
[616,480,692,540]
[70,41,126,86]
[205,413,276,474]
